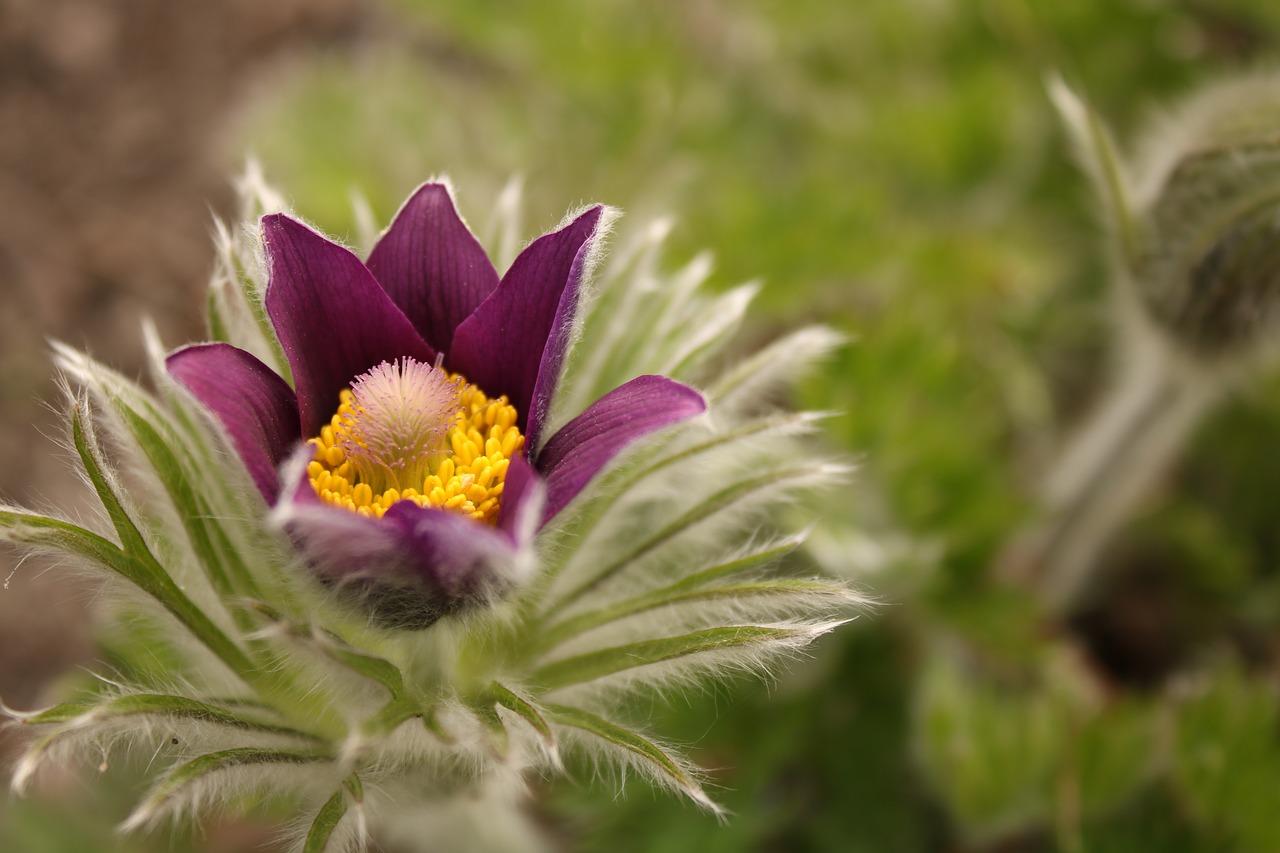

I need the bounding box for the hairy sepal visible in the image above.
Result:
[299,776,368,853]
[533,533,812,652]
[1046,75,1141,267]
[533,621,848,700]
[122,747,337,834]
[707,325,846,417]
[58,341,295,601]
[544,462,846,616]
[9,692,320,798]
[549,704,724,817]
[557,219,759,423]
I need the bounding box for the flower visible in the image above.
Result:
[2,172,857,850]
[166,184,706,626]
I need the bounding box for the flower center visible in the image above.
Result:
[306,357,524,523]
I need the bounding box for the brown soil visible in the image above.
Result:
[0,0,368,752]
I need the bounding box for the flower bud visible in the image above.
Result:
[1129,75,1280,359]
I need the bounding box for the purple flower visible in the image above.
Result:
[167,184,706,626]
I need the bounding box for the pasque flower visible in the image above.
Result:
[167,185,705,626]
[2,172,856,852]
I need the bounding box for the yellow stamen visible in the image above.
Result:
[306,362,524,525]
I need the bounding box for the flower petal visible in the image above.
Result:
[166,343,301,501]
[366,183,500,355]
[276,498,529,630]
[449,205,605,451]
[497,452,543,535]
[537,375,707,520]
[262,214,436,436]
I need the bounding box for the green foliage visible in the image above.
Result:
[916,648,1156,846]
[9,0,1280,850]
[1172,668,1280,851]
[2,150,854,851]
[229,0,1280,848]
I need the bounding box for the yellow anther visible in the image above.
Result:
[306,368,523,526]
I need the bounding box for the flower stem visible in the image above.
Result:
[1004,331,1219,613]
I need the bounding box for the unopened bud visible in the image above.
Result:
[1129,75,1280,359]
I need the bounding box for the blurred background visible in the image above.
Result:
[4,0,1280,850]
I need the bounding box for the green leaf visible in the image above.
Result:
[63,403,256,681]
[0,507,253,681]
[57,344,272,606]
[207,287,232,345]
[533,624,819,690]
[0,509,140,583]
[533,412,825,607]
[661,283,759,378]
[321,639,407,700]
[472,697,509,759]
[486,682,558,759]
[320,642,419,736]
[303,788,348,853]
[236,601,418,737]
[22,693,321,742]
[126,747,330,830]
[548,704,719,813]
[13,702,94,724]
[1046,75,1140,267]
[422,705,455,744]
[551,464,833,609]
[303,776,362,853]
[13,694,325,794]
[71,399,155,562]
[534,534,809,651]
[1172,668,1280,851]
[706,326,843,410]
[538,578,849,656]
[239,600,408,699]
[114,401,261,602]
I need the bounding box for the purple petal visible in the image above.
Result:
[497,452,542,533]
[262,214,436,436]
[276,492,530,629]
[167,343,301,501]
[366,183,500,355]
[537,375,706,520]
[449,206,604,451]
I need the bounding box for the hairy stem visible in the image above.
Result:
[1007,330,1219,613]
